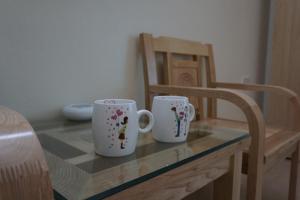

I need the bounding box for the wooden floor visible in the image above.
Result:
[242,159,299,200]
[184,159,299,200]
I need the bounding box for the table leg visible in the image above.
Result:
[213,151,242,200]
[288,142,299,200]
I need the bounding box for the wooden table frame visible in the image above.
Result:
[107,138,249,200]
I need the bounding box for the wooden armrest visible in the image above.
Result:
[0,106,53,200]
[149,84,265,197]
[213,82,298,98]
[213,82,300,130]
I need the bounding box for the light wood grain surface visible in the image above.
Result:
[0,106,53,200]
[140,33,217,120]
[140,33,300,200]
[214,82,300,130]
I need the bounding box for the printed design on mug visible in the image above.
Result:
[170,103,189,137]
[118,116,128,149]
[105,106,129,149]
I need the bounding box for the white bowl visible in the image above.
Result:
[63,104,93,121]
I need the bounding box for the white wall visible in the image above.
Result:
[0,0,268,122]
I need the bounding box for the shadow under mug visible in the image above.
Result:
[92,99,154,157]
[151,96,195,143]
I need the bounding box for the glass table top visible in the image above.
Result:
[34,121,249,200]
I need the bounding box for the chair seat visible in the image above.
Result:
[196,118,300,172]
[198,118,281,138]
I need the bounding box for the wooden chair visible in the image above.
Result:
[0,106,53,200]
[140,33,300,200]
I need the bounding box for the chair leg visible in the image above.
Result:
[246,153,264,200]
[288,143,299,200]
[213,152,242,200]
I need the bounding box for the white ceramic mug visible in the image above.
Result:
[151,96,195,143]
[92,99,154,157]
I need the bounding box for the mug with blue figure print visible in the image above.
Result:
[92,99,154,157]
[151,96,195,143]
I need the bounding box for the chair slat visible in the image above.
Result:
[153,36,209,56]
[173,60,199,68]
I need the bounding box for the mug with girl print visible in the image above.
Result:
[151,96,195,143]
[92,99,154,157]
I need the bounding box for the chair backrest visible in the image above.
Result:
[0,106,53,200]
[140,33,217,119]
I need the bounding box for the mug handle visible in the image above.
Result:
[188,103,195,122]
[137,110,154,133]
